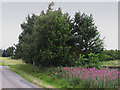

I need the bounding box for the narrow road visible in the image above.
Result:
[0,66,39,89]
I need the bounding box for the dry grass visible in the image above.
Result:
[0,57,25,66]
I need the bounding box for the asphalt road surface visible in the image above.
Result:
[0,66,39,89]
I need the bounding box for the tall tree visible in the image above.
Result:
[47,2,54,13]
[69,12,104,57]
[32,5,72,66]
[15,14,38,63]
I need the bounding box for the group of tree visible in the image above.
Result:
[2,2,107,68]
[11,2,104,68]
[99,49,120,61]
[2,46,15,57]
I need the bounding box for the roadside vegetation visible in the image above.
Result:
[99,60,120,67]
[0,57,24,66]
[1,2,120,89]
[0,57,54,88]
[0,57,120,88]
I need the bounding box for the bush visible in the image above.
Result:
[75,54,88,67]
[75,53,99,68]
[11,55,15,59]
[98,51,111,61]
[87,53,99,68]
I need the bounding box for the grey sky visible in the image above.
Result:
[1,2,118,50]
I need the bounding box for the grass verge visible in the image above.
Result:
[0,57,24,66]
[0,57,56,88]
[9,67,46,88]
[9,64,61,88]
[99,60,120,67]
[1,57,120,88]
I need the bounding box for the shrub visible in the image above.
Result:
[87,53,100,68]
[98,51,111,61]
[11,55,15,59]
[75,53,99,68]
[75,54,88,67]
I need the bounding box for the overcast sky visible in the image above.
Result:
[0,1,118,50]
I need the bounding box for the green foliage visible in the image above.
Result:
[104,49,120,60]
[11,55,15,59]
[14,2,105,68]
[68,12,104,57]
[75,54,88,66]
[98,51,111,61]
[75,53,99,68]
[2,46,15,57]
[33,8,72,66]
[14,14,38,63]
[98,50,120,61]
[87,53,99,68]
[14,44,22,59]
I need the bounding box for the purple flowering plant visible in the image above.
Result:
[54,66,120,88]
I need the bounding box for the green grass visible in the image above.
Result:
[99,60,120,67]
[10,64,63,88]
[0,57,9,66]
[0,60,7,66]
[0,57,56,88]
[9,66,46,88]
[1,57,120,88]
[10,64,119,88]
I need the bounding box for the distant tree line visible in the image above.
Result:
[2,2,119,67]
[98,49,120,61]
[2,46,15,57]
